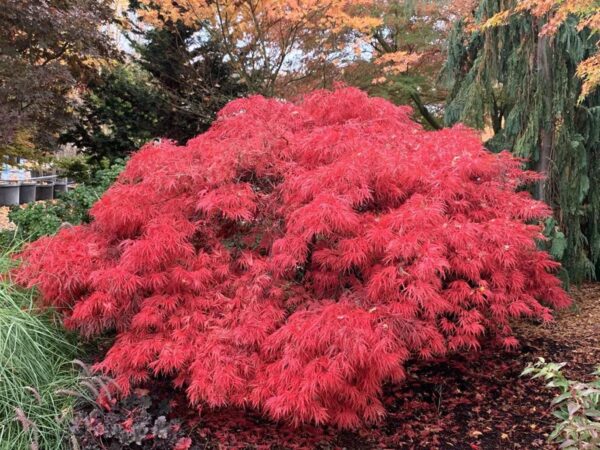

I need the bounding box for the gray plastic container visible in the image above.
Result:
[53,179,68,197]
[35,182,54,201]
[19,183,36,204]
[0,183,20,206]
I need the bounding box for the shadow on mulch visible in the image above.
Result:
[73,285,600,450]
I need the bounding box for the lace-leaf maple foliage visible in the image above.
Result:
[14,88,570,428]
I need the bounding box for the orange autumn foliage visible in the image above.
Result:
[135,0,380,94]
[134,1,475,95]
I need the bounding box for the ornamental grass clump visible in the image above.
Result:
[0,244,83,450]
[14,88,570,428]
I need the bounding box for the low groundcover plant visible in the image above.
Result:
[14,88,570,428]
[522,358,600,449]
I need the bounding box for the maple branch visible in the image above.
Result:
[410,92,443,130]
[38,41,72,67]
[373,30,394,54]
[246,0,272,87]
[213,0,256,91]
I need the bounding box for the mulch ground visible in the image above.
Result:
[74,284,600,449]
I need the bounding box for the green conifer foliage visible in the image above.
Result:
[442,0,600,283]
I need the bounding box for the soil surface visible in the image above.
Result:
[73,284,600,450]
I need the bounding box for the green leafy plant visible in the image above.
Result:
[541,217,570,288]
[52,155,94,184]
[6,203,64,242]
[522,358,600,449]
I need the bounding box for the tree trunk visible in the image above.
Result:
[535,30,553,203]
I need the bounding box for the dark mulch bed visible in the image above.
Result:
[72,285,600,449]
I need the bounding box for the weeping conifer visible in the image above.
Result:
[441,0,600,284]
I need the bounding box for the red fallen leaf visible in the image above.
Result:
[173,437,192,450]
[122,417,133,432]
[96,392,114,411]
[186,417,201,428]
[197,427,211,438]
[470,444,480,450]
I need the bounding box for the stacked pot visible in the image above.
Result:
[0,182,20,206]
[0,178,71,206]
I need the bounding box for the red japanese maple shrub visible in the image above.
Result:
[14,88,570,428]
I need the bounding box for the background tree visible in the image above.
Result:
[483,0,600,101]
[0,0,118,159]
[442,0,600,282]
[60,65,165,161]
[341,0,476,129]
[131,0,472,127]
[132,21,247,143]
[63,19,246,160]
[133,0,376,95]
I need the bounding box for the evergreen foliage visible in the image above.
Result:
[442,0,600,283]
[64,21,246,160]
[62,66,166,161]
[132,22,246,144]
[15,88,570,428]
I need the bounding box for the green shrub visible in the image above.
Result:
[522,358,600,449]
[52,155,94,184]
[6,203,64,242]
